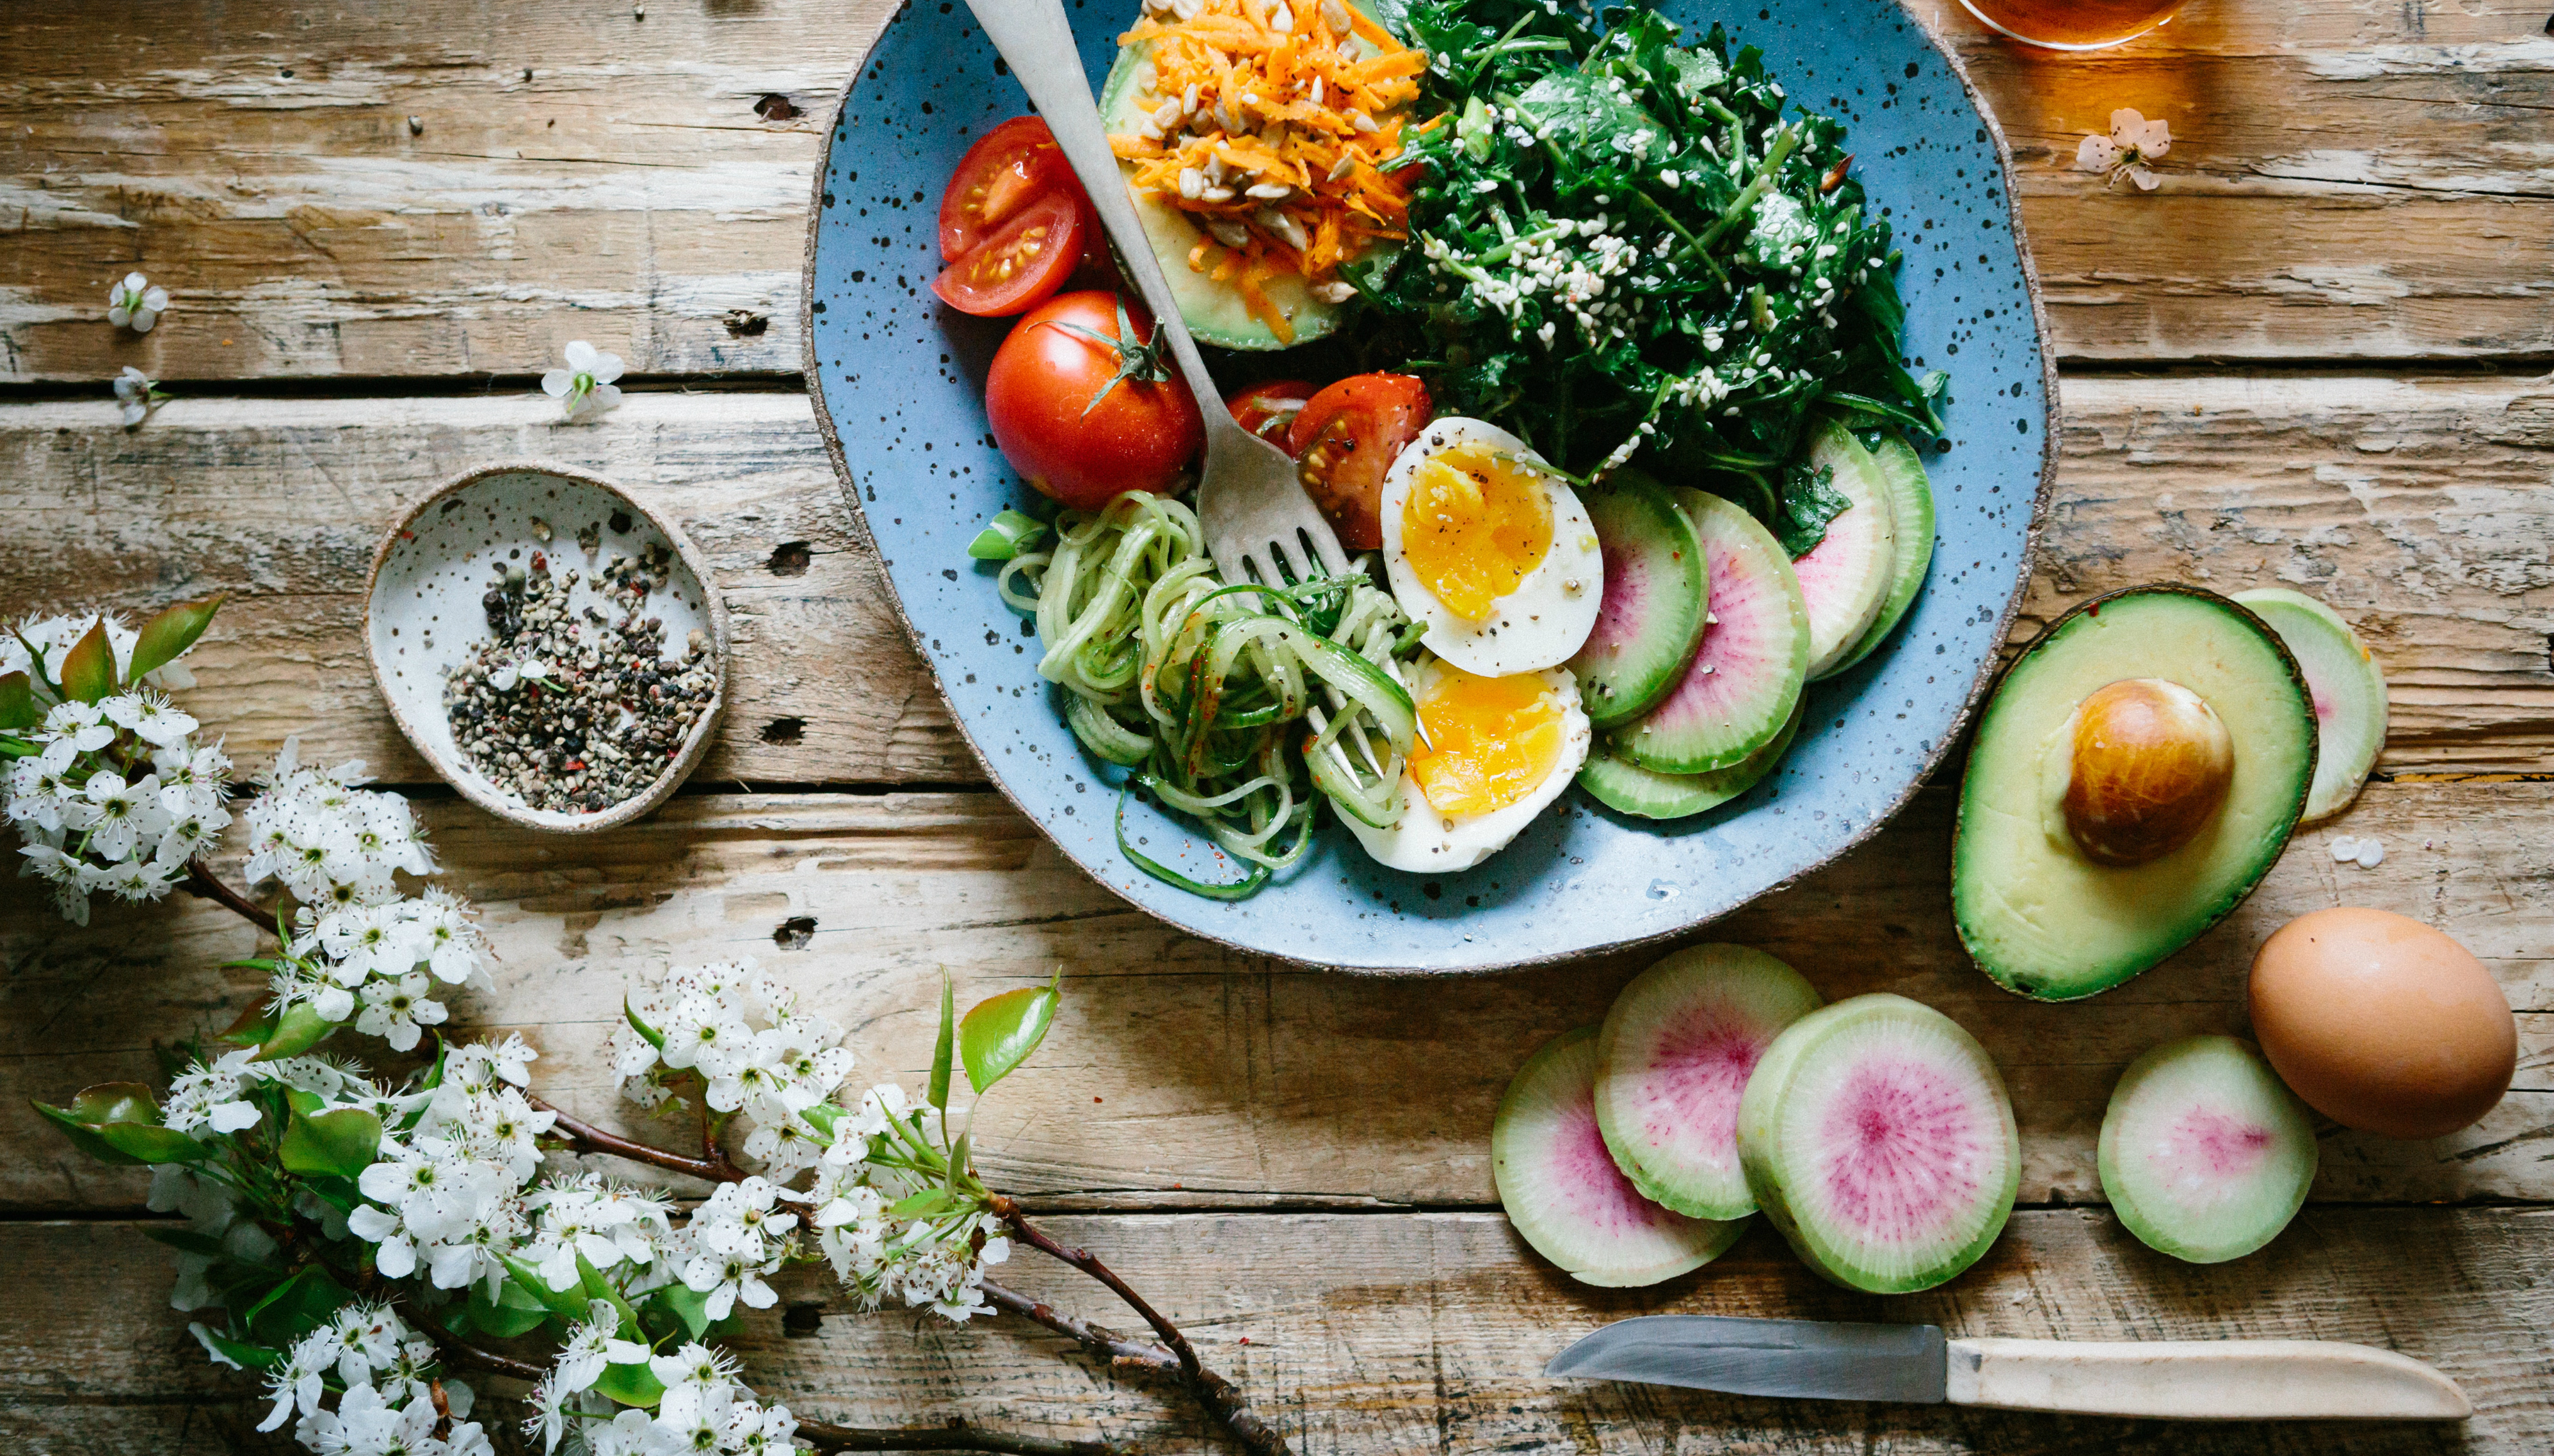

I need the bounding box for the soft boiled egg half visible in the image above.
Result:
[1381,418,1603,677]
[1345,656,1593,872]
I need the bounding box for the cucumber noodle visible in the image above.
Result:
[997,492,1421,899]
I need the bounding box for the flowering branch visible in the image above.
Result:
[17,608,1291,1456]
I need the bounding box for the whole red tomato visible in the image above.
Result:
[985,292,1203,511]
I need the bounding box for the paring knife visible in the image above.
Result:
[1546,1315,2471,1421]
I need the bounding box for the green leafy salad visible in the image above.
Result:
[1361,0,1947,550]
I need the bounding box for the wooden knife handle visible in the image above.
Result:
[1943,1338,2471,1421]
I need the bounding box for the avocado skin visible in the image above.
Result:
[1951,585,2317,1002]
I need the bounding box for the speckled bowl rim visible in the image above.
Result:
[799,0,2059,975]
[360,459,733,836]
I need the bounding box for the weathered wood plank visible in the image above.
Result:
[6,1208,2551,1453]
[3,374,2547,781]
[3,0,2550,380]
[6,780,2545,1215]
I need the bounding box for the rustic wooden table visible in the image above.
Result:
[4,0,2550,1450]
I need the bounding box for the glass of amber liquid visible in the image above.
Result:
[1956,0,2189,49]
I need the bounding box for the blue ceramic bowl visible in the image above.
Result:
[804,0,2053,973]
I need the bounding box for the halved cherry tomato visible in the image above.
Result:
[931,193,1087,317]
[985,291,1203,511]
[940,117,1077,262]
[1287,373,1432,551]
[1225,380,1317,448]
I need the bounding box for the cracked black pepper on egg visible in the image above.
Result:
[440,539,717,813]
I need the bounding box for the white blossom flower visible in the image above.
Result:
[356,969,447,1052]
[102,688,197,748]
[106,271,170,332]
[2075,108,2173,191]
[241,737,434,909]
[554,1299,651,1391]
[114,365,166,426]
[542,340,625,420]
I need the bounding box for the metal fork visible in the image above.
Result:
[960,0,1349,588]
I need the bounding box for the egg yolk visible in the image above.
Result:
[1400,442,1552,620]
[1410,667,1566,819]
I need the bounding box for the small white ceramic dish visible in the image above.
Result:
[364,461,729,833]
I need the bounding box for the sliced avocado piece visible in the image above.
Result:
[1952,586,2316,1002]
[1096,7,1397,351]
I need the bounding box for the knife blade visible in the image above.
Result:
[1546,1316,2473,1421]
[1546,1316,1947,1403]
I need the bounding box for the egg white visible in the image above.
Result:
[1379,417,1605,677]
[1344,657,1593,874]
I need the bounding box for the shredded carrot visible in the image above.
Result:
[1109,0,1426,321]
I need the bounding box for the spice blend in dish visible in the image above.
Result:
[441,545,718,814]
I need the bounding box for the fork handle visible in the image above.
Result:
[958,0,1244,446]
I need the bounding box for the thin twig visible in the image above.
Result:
[182,858,271,933]
[529,1093,734,1183]
[798,1416,1132,1456]
[986,1206,1291,1456]
[421,1324,547,1382]
[980,1281,1178,1373]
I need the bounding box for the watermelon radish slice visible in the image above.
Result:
[1594,945,1824,1220]
[1616,490,1809,774]
[1491,1026,1747,1286]
[1736,993,2020,1293]
[1579,697,1801,820]
[1568,470,1708,729]
[2098,1034,2317,1265]
[1795,423,1899,680]
[2231,589,2389,822]
[1827,434,1937,676]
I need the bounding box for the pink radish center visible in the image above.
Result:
[2151,1107,2274,1181]
[1816,1057,1984,1244]
[1556,1100,1682,1234]
[1587,541,1647,659]
[1640,1003,1762,1165]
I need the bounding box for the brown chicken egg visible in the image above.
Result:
[2248,908,2515,1140]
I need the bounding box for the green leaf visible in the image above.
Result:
[0,672,36,732]
[280,1107,381,1178]
[799,1102,839,1140]
[499,1252,593,1316]
[191,1324,284,1372]
[887,1187,958,1221]
[928,972,955,1112]
[467,1277,554,1339]
[947,1130,973,1187]
[594,1360,667,1409]
[243,1265,356,1350]
[127,595,226,683]
[958,973,1061,1096]
[252,1002,337,1062]
[655,1282,715,1341]
[623,995,666,1050]
[36,1085,209,1165]
[96,1120,214,1164]
[966,509,1048,561]
[141,1226,228,1258]
[577,1251,643,1340]
[69,1082,160,1126]
[57,620,115,705]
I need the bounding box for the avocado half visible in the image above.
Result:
[1952,585,2317,1002]
[1095,3,1397,351]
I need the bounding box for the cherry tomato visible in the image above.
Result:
[1286,373,1432,552]
[1225,380,1317,448]
[985,291,1204,511]
[931,193,1086,317]
[939,117,1076,262]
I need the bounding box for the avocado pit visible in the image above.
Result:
[2059,677,2234,867]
